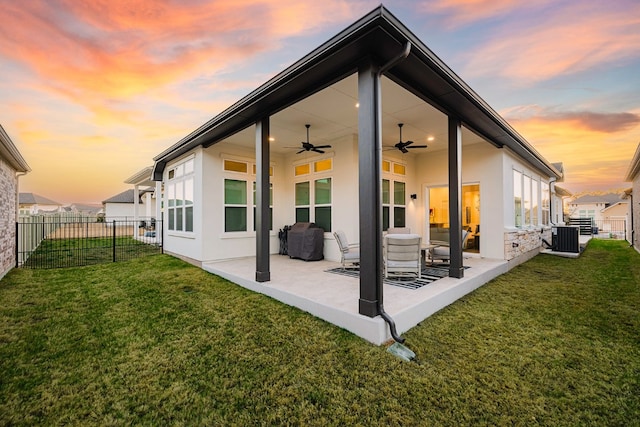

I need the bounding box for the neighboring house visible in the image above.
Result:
[124,166,161,223]
[102,188,155,222]
[624,142,640,252]
[149,6,566,341]
[553,184,572,223]
[66,203,103,216]
[18,193,62,215]
[566,193,623,221]
[0,125,30,279]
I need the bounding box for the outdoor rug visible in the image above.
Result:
[325,265,465,290]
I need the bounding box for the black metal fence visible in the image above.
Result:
[16,218,163,269]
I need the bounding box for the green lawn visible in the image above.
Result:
[1,240,638,425]
[22,237,161,268]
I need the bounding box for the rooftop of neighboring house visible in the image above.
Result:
[102,188,153,204]
[18,192,61,206]
[569,193,622,206]
[66,203,103,214]
[554,185,571,197]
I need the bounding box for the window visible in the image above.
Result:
[523,175,531,225]
[514,170,522,227]
[393,181,406,227]
[381,159,407,230]
[167,158,194,232]
[223,157,275,233]
[542,187,550,225]
[314,178,332,232]
[514,170,542,227]
[293,159,332,231]
[532,180,539,226]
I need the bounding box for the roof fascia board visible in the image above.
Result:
[624,143,640,181]
[152,4,561,181]
[0,125,30,172]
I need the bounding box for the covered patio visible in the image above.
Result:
[152,6,562,345]
[204,255,508,345]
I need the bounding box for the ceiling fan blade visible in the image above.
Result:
[314,145,332,149]
[297,149,305,154]
[404,140,414,147]
[400,147,409,154]
[408,145,428,149]
[313,148,325,154]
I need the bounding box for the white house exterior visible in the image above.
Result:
[0,125,30,279]
[624,143,640,252]
[102,188,156,222]
[567,193,623,221]
[150,6,566,342]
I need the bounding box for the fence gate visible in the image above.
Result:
[16,218,163,269]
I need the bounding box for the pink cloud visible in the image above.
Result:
[0,0,362,103]
[460,2,640,83]
[419,0,537,26]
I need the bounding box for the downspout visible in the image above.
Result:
[375,41,411,344]
[629,192,635,248]
[541,178,557,249]
[15,171,27,268]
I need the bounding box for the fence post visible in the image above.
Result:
[15,222,18,268]
[112,220,116,262]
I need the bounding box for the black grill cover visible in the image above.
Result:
[287,222,324,261]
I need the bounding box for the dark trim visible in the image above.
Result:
[255,118,271,283]
[448,116,464,278]
[357,60,383,317]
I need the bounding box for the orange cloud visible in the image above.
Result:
[504,106,640,191]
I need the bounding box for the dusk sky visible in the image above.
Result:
[1,0,639,204]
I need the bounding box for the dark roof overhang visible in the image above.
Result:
[152,5,561,180]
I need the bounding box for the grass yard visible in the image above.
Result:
[22,236,161,269]
[1,239,639,425]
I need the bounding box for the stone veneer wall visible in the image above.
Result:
[504,227,551,262]
[0,157,17,279]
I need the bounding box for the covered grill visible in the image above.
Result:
[287,222,324,261]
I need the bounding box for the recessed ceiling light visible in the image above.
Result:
[355,102,360,108]
[268,137,275,142]
[427,136,435,141]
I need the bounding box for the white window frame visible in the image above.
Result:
[166,156,195,234]
[293,157,333,232]
[382,159,407,230]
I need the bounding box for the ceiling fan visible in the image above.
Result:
[287,124,332,154]
[386,123,428,153]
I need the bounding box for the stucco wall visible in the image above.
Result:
[0,157,17,279]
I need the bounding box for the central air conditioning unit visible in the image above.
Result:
[552,226,579,253]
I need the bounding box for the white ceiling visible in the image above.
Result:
[219,73,486,155]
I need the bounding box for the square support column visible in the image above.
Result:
[133,184,139,238]
[357,61,383,317]
[255,117,271,282]
[448,116,464,278]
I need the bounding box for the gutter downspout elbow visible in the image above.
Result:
[375,41,411,344]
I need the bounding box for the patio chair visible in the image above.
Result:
[384,233,422,278]
[333,230,360,269]
[430,229,470,263]
[386,227,411,234]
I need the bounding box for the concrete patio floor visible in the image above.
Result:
[203,254,509,345]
